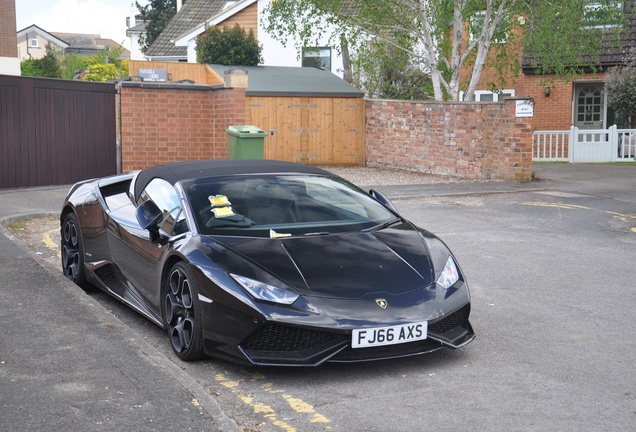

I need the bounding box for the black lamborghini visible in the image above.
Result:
[60,160,474,366]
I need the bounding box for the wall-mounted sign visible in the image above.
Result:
[515,99,533,118]
[138,68,167,82]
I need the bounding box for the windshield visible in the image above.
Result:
[182,174,396,236]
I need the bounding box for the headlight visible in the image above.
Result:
[436,256,460,289]
[230,274,299,305]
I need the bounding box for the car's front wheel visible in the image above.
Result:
[163,262,205,361]
[61,212,89,290]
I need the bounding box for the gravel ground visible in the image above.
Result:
[322,166,473,186]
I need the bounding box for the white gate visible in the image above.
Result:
[533,126,636,163]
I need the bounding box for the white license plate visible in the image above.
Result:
[351,322,427,348]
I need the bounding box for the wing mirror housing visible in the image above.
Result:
[136,200,163,230]
[369,189,399,214]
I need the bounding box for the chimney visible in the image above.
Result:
[128,2,136,28]
[177,0,183,12]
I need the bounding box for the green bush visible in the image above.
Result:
[196,24,262,66]
[20,59,42,77]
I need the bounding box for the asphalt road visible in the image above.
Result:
[2,164,635,431]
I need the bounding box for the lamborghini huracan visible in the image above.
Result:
[60,160,474,366]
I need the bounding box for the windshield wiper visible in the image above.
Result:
[303,231,330,236]
[363,218,402,233]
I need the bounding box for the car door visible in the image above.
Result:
[106,178,188,316]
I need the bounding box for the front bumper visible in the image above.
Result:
[237,304,474,366]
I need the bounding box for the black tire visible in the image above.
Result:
[61,212,90,290]
[163,262,205,361]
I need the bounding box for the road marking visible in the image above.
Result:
[519,201,591,210]
[44,229,60,257]
[214,372,332,431]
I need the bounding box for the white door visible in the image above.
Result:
[572,83,612,161]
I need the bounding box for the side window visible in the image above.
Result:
[137,179,187,235]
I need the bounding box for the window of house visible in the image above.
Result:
[29,37,38,47]
[576,86,602,123]
[460,89,515,102]
[302,47,332,71]
[584,1,623,28]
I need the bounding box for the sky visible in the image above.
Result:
[15,0,148,52]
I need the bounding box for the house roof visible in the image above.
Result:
[50,32,129,58]
[522,9,636,73]
[17,24,69,48]
[51,32,103,50]
[208,64,364,97]
[145,0,226,58]
[175,0,257,47]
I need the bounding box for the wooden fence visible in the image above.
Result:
[0,75,117,189]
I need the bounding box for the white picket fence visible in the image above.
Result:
[533,125,636,163]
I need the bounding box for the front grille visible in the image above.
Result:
[429,304,470,335]
[242,324,346,352]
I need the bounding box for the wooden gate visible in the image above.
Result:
[0,75,117,189]
[246,96,364,166]
[533,126,636,162]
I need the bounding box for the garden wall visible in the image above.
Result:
[365,98,533,181]
[119,81,245,172]
[118,76,532,181]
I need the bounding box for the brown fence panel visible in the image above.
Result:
[246,96,364,166]
[0,75,116,189]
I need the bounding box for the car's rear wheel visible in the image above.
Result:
[163,262,204,361]
[61,212,89,290]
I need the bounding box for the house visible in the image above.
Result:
[16,24,130,61]
[139,0,345,77]
[463,4,636,162]
[126,3,146,61]
[470,5,636,133]
[0,0,20,75]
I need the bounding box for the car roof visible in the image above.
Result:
[133,159,331,202]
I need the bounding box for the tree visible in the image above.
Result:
[606,48,636,128]
[83,63,121,82]
[59,53,87,80]
[352,39,433,100]
[264,0,627,101]
[59,46,129,81]
[20,59,42,77]
[39,43,62,78]
[196,24,262,66]
[83,47,130,81]
[136,0,182,53]
[20,43,61,78]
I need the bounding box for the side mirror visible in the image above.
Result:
[136,200,163,230]
[369,189,399,214]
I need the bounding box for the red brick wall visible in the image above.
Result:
[0,0,18,57]
[365,98,533,182]
[119,84,245,172]
[118,83,531,181]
